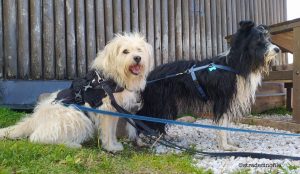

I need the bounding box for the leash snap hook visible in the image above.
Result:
[208,63,217,72]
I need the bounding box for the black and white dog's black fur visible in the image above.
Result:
[126,21,280,150]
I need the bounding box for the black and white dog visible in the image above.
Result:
[129,21,280,150]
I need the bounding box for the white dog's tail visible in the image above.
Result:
[0,116,34,139]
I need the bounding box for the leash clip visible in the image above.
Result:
[208,63,217,72]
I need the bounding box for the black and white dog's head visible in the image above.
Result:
[228,21,280,76]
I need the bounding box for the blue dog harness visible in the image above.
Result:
[188,63,239,101]
[148,63,239,101]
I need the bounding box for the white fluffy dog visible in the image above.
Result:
[0,33,154,152]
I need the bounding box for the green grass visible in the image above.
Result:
[251,107,292,116]
[0,108,211,174]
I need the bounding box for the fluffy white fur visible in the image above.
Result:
[0,33,154,152]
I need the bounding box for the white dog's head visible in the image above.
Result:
[92,33,154,91]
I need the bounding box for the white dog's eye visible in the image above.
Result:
[137,48,142,52]
[123,49,129,54]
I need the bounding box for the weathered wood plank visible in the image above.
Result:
[175,0,182,59]
[131,0,139,32]
[113,0,122,33]
[235,0,241,23]
[253,0,259,24]
[231,0,237,33]
[154,0,161,65]
[139,0,146,36]
[220,0,227,51]
[0,0,3,78]
[205,0,212,57]
[54,0,66,79]
[95,0,105,51]
[161,0,168,64]
[283,0,287,20]
[105,0,114,41]
[195,0,201,59]
[216,0,222,53]
[17,0,30,79]
[122,0,131,33]
[3,0,18,79]
[226,0,232,35]
[210,0,217,57]
[42,0,55,79]
[199,0,206,59]
[66,0,76,79]
[244,0,250,20]
[240,0,245,20]
[189,0,195,59]
[86,0,96,68]
[182,0,189,59]
[168,0,176,61]
[293,26,300,123]
[261,0,266,24]
[30,0,42,79]
[75,0,86,77]
[146,0,155,68]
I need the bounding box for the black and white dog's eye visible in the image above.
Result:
[123,49,129,54]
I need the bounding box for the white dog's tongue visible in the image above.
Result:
[129,64,141,75]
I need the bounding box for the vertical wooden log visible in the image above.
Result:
[3,0,17,79]
[235,0,241,23]
[86,0,96,68]
[266,0,270,25]
[249,0,253,20]
[95,0,106,51]
[293,26,300,123]
[43,0,55,79]
[210,0,217,57]
[182,0,190,59]
[113,0,122,33]
[0,0,3,78]
[189,0,196,60]
[131,0,139,32]
[216,0,223,53]
[30,0,42,79]
[195,0,201,59]
[231,0,237,32]
[244,0,250,20]
[200,0,206,59]
[66,0,76,78]
[75,0,86,77]
[122,0,131,33]
[161,0,168,64]
[146,0,155,63]
[220,0,227,51]
[168,0,176,61]
[154,0,161,65]
[54,0,66,79]
[257,0,262,24]
[139,0,146,36]
[175,0,182,59]
[226,0,232,35]
[253,0,259,24]
[105,0,114,41]
[240,0,245,20]
[261,0,266,24]
[283,0,287,20]
[18,0,30,79]
[205,0,212,57]
[279,0,283,22]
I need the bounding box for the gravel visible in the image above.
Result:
[153,116,300,174]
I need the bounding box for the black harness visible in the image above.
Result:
[55,70,124,108]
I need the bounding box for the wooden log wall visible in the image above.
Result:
[0,0,287,80]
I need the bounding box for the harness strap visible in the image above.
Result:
[189,65,208,101]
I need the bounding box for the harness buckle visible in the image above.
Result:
[208,63,217,72]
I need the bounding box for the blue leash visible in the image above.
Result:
[68,104,300,160]
[70,104,300,137]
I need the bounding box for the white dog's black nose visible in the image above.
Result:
[134,56,141,63]
[274,47,280,53]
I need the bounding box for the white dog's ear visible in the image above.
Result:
[146,43,154,72]
[92,42,118,70]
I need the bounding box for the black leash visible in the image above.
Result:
[99,86,300,160]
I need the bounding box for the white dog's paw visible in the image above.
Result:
[219,143,240,151]
[103,142,124,152]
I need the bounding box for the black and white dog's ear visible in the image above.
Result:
[257,25,270,34]
[239,21,255,31]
